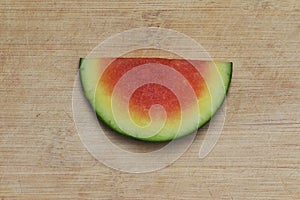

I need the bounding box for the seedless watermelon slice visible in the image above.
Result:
[79,58,232,142]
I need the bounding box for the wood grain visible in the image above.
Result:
[0,0,299,199]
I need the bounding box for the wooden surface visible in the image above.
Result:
[1,0,299,199]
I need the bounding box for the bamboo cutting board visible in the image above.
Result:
[0,0,299,199]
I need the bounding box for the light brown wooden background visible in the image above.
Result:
[0,0,299,199]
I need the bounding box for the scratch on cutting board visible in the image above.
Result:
[279,177,295,200]
[64,110,73,121]
[208,188,215,200]
[0,167,7,183]
[18,175,23,194]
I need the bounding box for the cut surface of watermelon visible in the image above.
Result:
[79,57,232,142]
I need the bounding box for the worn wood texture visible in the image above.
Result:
[0,0,299,199]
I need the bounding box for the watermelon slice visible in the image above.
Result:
[79,58,232,142]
